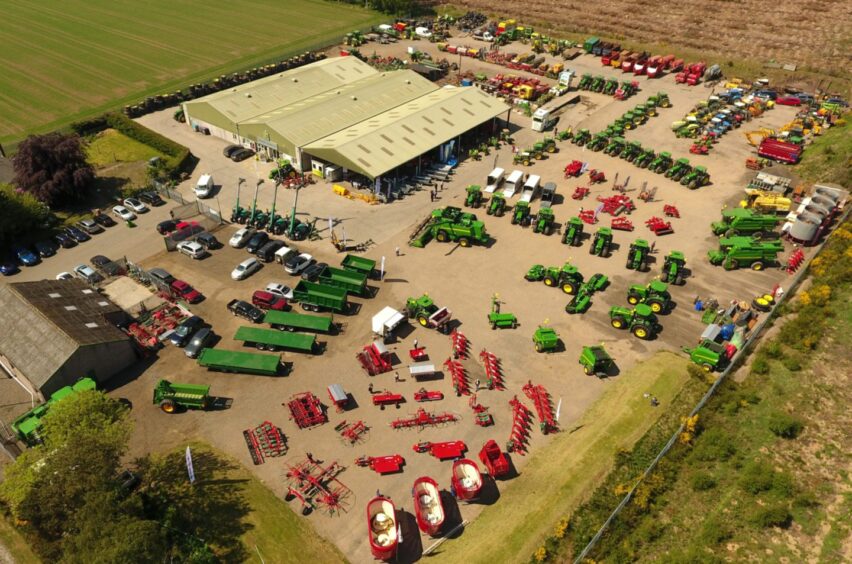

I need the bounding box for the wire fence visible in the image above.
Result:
[573,207,851,563]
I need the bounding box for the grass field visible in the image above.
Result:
[431,351,690,563]
[0,0,385,145]
[85,129,162,167]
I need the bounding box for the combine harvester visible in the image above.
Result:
[409,207,489,248]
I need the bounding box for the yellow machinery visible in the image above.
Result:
[333,184,378,205]
[513,84,534,99]
[740,190,792,213]
[744,128,776,147]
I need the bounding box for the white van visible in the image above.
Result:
[274,244,299,265]
[484,167,505,193]
[502,170,525,198]
[194,174,213,199]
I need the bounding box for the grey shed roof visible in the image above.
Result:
[0,280,128,389]
[304,85,510,178]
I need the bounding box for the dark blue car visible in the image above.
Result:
[169,316,204,347]
[65,226,91,243]
[0,257,19,276]
[12,245,40,266]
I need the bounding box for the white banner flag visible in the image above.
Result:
[186,446,195,484]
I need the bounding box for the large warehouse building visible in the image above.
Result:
[0,280,136,400]
[182,56,510,184]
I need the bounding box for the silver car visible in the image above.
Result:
[184,327,214,358]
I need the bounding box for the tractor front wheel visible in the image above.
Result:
[160,399,176,414]
[611,317,625,329]
[544,276,556,287]
[436,230,449,242]
[627,294,640,305]
[584,366,594,376]
[702,363,713,372]
[535,342,542,352]
[418,316,428,327]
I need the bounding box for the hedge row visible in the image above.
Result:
[69,116,108,137]
[103,112,193,176]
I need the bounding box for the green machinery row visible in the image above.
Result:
[708,208,784,270]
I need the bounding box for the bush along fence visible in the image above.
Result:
[544,209,852,564]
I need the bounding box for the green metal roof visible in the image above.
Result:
[304,86,509,178]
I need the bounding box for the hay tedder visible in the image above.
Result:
[285,456,351,516]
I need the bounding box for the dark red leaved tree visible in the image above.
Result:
[12,132,94,206]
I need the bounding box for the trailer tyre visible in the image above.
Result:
[159,399,176,414]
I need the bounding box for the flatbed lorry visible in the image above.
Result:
[292,280,348,313]
[264,310,334,333]
[234,326,317,353]
[196,348,285,375]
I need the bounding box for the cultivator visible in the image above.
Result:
[287,392,327,429]
[336,420,369,445]
[597,194,635,215]
[444,358,470,395]
[243,421,288,465]
[522,381,558,434]
[479,349,504,390]
[572,186,591,200]
[355,454,404,474]
[611,217,634,231]
[646,216,674,235]
[284,456,351,516]
[579,209,598,224]
[663,204,681,218]
[391,407,459,430]
[507,396,533,455]
[450,330,469,359]
[356,341,393,375]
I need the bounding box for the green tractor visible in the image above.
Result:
[609,304,657,340]
[511,200,532,226]
[514,150,534,166]
[525,264,546,281]
[465,184,483,208]
[486,192,506,216]
[680,166,710,189]
[627,280,672,313]
[542,262,584,294]
[608,121,627,137]
[635,148,656,168]
[588,133,609,152]
[620,141,643,162]
[533,137,557,155]
[649,151,673,173]
[683,340,730,372]
[589,227,613,257]
[405,294,452,332]
[578,345,615,377]
[578,73,593,90]
[591,75,605,92]
[604,136,626,156]
[603,78,619,95]
[642,102,658,117]
[661,251,686,285]
[656,92,671,108]
[625,239,650,271]
[565,274,608,314]
[621,112,637,130]
[562,216,584,246]
[533,325,560,353]
[665,158,691,181]
[533,207,556,235]
[572,129,592,146]
[631,105,648,124]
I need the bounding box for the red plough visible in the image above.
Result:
[284,456,351,515]
[479,349,504,390]
[243,420,287,465]
[444,358,470,396]
[414,388,444,402]
[356,454,405,474]
[450,330,469,359]
[597,194,635,215]
[663,204,680,218]
[646,216,674,235]
[412,440,467,460]
[507,396,533,455]
[572,186,591,200]
[287,392,327,429]
[522,381,558,434]
[372,390,405,409]
[391,408,458,430]
[336,420,369,445]
[357,341,393,375]
[611,217,634,231]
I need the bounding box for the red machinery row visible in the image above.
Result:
[522,381,558,435]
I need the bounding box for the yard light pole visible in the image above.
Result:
[288,182,301,238]
[251,179,264,223]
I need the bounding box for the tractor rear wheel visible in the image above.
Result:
[417,315,428,327]
[751,261,764,271]
[611,317,625,329]
[661,273,669,282]
[562,281,578,294]
[544,225,553,236]
[511,215,518,225]
[648,300,664,313]
[159,399,176,414]
[675,274,684,285]
[632,325,650,339]
[627,294,640,305]
[602,243,610,256]
[436,230,449,242]
[459,237,470,247]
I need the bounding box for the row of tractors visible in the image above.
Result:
[576,74,640,100]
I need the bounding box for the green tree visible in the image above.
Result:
[0,183,50,247]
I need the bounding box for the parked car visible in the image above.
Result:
[194,232,221,250]
[148,268,175,290]
[194,174,214,199]
[265,282,294,300]
[123,198,149,213]
[301,262,327,282]
[775,96,802,106]
[113,205,136,221]
[137,191,165,206]
[231,257,261,280]
[1,258,19,276]
[230,148,254,162]
[93,212,117,227]
[90,255,124,277]
[284,252,314,275]
[252,290,288,311]
[223,144,242,158]
[12,245,40,266]
[170,280,203,304]
[73,264,103,284]
[177,241,206,260]
[245,232,269,254]
[54,231,77,249]
[229,228,255,249]
[169,316,204,347]
[55,272,73,280]
[65,226,91,243]
[172,223,204,241]
[255,239,284,262]
[184,327,214,358]
[227,299,265,323]
[157,219,178,235]
[76,218,104,235]
[34,240,58,258]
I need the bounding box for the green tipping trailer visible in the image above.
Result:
[196,348,284,375]
[341,254,376,278]
[11,377,97,445]
[264,310,334,333]
[318,265,368,296]
[234,326,317,353]
[292,280,348,313]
